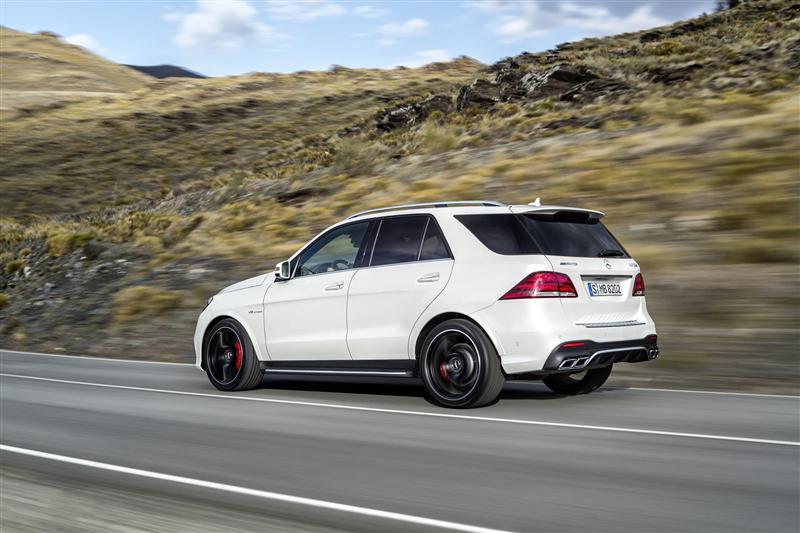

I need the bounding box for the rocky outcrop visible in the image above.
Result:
[648,62,704,84]
[377,94,453,131]
[522,65,602,98]
[455,79,501,110]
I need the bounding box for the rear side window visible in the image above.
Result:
[521,214,628,258]
[420,219,450,261]
[455,215,539,255]
[371,216,427,266]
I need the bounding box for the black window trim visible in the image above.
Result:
[290,219,374,279]
[365,214,453,268]
[288,214,453,280]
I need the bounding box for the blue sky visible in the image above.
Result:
[1,1,715,76]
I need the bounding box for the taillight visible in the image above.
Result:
[500,272,578,299]
[632,273,645,296]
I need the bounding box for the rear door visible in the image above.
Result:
[347,215,453,360]
[519,213,644,327]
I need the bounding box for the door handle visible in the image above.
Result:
[417,272,440,283]
[324,282,344,291]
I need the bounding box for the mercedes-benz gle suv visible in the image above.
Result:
[195,200,658,408]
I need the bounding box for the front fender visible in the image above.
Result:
[194,302,268,371]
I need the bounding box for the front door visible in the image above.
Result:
[264,221,371,360]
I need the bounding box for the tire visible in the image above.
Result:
[543,364,613,395]
[203,318,262,391]
[419,318,505,408]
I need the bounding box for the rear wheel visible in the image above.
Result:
[543,364,613,395]
[204,318,262,391]
[419,319,504,408]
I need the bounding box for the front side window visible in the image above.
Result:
[371,216,427,266]
[296,222,369,276]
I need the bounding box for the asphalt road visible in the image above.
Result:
[1,349,798,533]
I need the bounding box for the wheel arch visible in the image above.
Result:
[413,312,503,364]
[201,313,263,370]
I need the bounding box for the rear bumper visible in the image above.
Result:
[545,335,659,371]
[510,335,659,379]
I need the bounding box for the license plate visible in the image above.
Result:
[587,282,622,296]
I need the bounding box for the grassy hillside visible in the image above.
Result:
[0,27,151,116]
[0,1,798,392]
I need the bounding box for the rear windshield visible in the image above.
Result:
[456,213,628,258]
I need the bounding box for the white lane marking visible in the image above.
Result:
[2,373,798,447]
[627,387,800,399]
[3,348,799,400]
[0,445,513,533]
[0,349,192,366]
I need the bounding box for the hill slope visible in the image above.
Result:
[0,1,798,392]
[0,27,150,114]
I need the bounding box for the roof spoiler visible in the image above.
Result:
[510,205,605,219]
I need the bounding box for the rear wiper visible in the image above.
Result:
[598,249,624,257]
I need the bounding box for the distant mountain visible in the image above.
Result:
[124,64,207,79]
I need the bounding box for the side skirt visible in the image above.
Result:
[260,359,416,378]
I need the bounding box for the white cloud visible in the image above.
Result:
[354,5,388,18]
[64,34,109,56]
[266,0,346,22]
[395,49,451,68]
[377,18,429,45]
[169,1,279,49]
[161,11,185,22]
[489,1,667,42]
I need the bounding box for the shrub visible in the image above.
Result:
[46,230,95,258]
[113,286,185,325]
[0,293,8,309]
[4,259,23,275]
[330,137,389,175]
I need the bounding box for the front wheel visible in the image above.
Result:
[419,319,505,408]
[203,318,262,391]
[543,364,613,395]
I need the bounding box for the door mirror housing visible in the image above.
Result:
[275,260,292,281]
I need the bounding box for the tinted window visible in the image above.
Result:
[521,214,628,258]
[297,222,369,276]
[420,219,451,261]
[371,216,427,266]
[455,214,539,255]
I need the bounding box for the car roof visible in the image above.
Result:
[346,200,605,220]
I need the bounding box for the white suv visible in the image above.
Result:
[195,200,658,407]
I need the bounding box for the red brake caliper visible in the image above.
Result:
[439,362,449,381]
[234,341,243,370]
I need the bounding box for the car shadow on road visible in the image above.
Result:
[260,376,567,403]
[498,381,566,400]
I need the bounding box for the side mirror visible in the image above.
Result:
[275,260,291,281]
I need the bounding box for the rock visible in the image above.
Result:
[83,240,107,261]
[417,94,452,117]
[456,79,500,110]
[23,266,32,278]
[376,103,418,131]
[639,30,663,43]
[649,62,704,84]
[560,79,628,102]
[522,65,601,99]
[376,94,453,131]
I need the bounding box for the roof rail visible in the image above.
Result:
[347,200,506,219]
